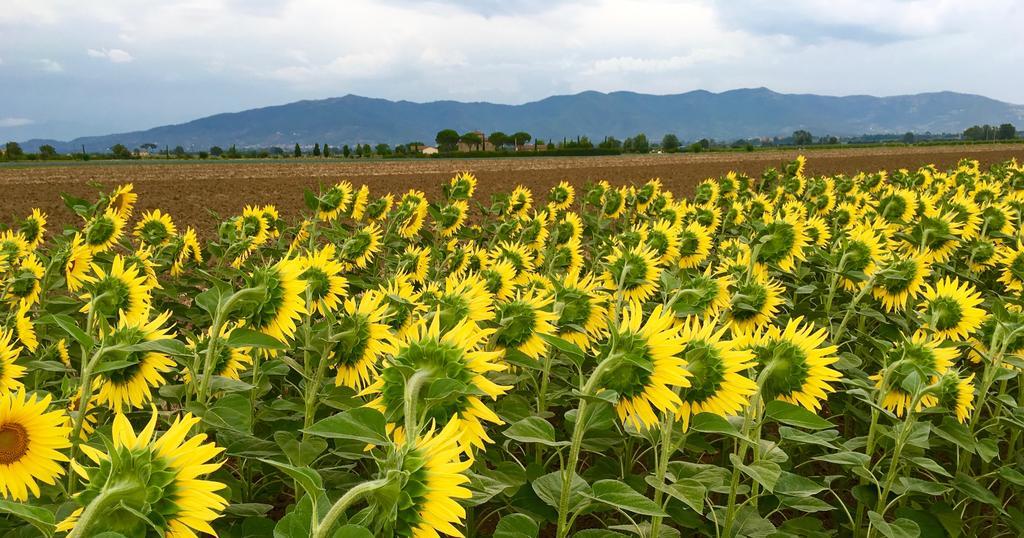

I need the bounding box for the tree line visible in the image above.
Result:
[2,122,1020,161]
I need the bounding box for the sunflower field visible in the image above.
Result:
[0,156,1022,538]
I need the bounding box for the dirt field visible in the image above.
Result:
[2,144,1022,234]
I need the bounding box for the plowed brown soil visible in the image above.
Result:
[2,144,1022,234]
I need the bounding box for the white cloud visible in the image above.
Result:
[36,58,63,72]
[1,0,1023,140]
[0,117,34,127]
[87,47,134,63]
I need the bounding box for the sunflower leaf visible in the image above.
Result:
[228,328,288,350]
[303,408,389,446]
[586,479,667,517]
[41,313,93,349]
[494,513,540,538]
[503,416,569,447]
[0,498,54,537]
[765,401,835,430]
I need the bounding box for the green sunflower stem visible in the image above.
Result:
[313,477,391,538]
[833,276,876,345]
[555,355,619,538]
[649,411,675,538]
[197,286,264,405]
[535,349,555,465]
[67,345,110,493]
[66,479,141,538]
[854,366,894,534]
[403,369,433,441]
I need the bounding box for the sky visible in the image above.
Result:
[2,0,1022,141]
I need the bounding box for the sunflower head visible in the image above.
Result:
[83,208,126,254]
[300,244,348,316]
[93,311,176,411]
[727,277,784,333]
[917,277,986,341]
[548,181,576,210]
[602,246,662,303]
[934,371,975,423]
[598,304,690,430]
[244,258,308,342]
[134,209,178,247]
[58,408,227,537]
[738,318,841,412]
[553,272,609,350]
[871,333,956,417]
[446,172,477,200]
[18,209,47,249]
[676,317,757,430]
[80,255,153,325]
[492,291,557,360]
[334,292,397,390]
[0,390,71,501]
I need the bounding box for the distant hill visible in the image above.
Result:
[22,88,1024,153]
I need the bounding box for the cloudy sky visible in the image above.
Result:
[2,0,1022,141]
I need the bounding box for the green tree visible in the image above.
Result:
[210,146,224,157]
[38,144,57,159]
[488,131,508,151]
[313,143,321,157]
[375,143,392,156]
[362,144,372,156]
[140,142,158,152]
[998,123,1017,140]
[435,129,460,152]
[599,137,622,150]
[294,143,302,157]
[4,141,24,160]
[633,133,650,153]
[343,144,351,158]
[793,130,813,145]
[172,145,187,158]
[512,131,531,149]
[323,144,331,157]
[902,132,916,144]
[660,133,681,152]
[111,143,133,159]
[225,145,240,159]
[460,132,482,151]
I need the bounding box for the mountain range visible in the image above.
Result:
[22,88,1024,153]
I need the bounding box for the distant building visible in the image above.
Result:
[421,146,439,155]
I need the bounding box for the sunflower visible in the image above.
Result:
[236,205,270,247]
[726,277,785,333]
[550,212,583,246]
[0,329,26,392]
[519,211,550,252]
[672,271,733,319]
[875,187,917,225]
[5,253,44,307]
[340,223,383,269]
[996,242,1024,293]
[754,213,809,272]
[675,317,757,431]
[133,209,178,247]
[693,179,720,206]
[905,210,962,264]
[57,339,71,369]
[737,317,841,412]
[363,316,510,453]
[379,275,424,339]
[745,194,775,222]
[552,272,609,350]
[0,231,30,271]
[917,277,986,341]
[979,202,1017,237]
[261,204,281,238]
[91,311,177,411]
[170,227,203,277]
[15,304,37,353]
[944,194,983,240]
[80,255,153,325]
[0,390,71,501]
[57,408,227,537]
[805,216,832,247]
[365,193,395,221]
[837,223,887,291]
[18,209,47,249]
[598,304,690,430]
[601,186,627,220]
[447,171,477,200]
[392,417,473,538]
[64,234,95,292]
[398,245,431,284]
[872,254,931,312]
[489,241,534,284]
[507,186,533,218]
[350,185,371,221]
[421,277,493,332]
[676,222,713,269]
[548,181,575,211]
[333,291,398,390]
[492,291,558,360]
[184,324,253,384]
[833,202,861,229]
[300,244,348,316]
[935,371,975,423]
[437,201,469,238]
[398,190,430,239]
[107,184,137,220]
[688,203,722,234]
[870,333,956,417]
[83,208,126,254]
[964,238,1000,274]
[635,179,663,213]
[602,245,662,303]
[244,258,307,342]
[317,182,354,221]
